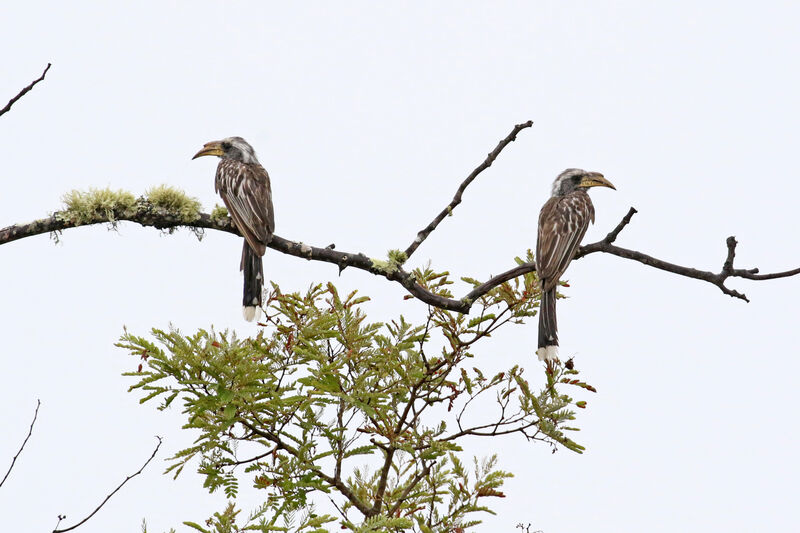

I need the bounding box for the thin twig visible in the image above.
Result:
[0,399,41,489]
[601,206,638,244]
[443,419,540,441]
[219,446,278,468]
[735,266,800,281]
[52,436,162,533]
[386,461,434,517]
[403,121,534,259]
[0,63,51,118]
[239,419,373,516]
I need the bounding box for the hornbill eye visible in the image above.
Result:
[221,141,232,151]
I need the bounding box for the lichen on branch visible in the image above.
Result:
[210,204,229,223]
[59,187,137,225]
[145,184,202,222]
[370,249,409,276]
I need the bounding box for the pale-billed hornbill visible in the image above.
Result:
[193,137,274,321]
[535,169,615,362]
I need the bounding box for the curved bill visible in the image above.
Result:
[579,172,616,190]
[192,141,224,159]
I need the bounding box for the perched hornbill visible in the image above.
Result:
[193,137,274,321]
[535,169,615,362]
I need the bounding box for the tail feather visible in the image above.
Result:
[240,242,264,322]
[536,287,559,361]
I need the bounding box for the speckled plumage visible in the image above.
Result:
[195,137,274,321]
[535,168,612,361]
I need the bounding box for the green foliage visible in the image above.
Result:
[370,250,410,275]
[59,187,137,225]
[58,185,201,228]
[119,257,594,531]
[145,184,202,222]
[387,249,408,266]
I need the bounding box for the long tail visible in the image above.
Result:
[240,241,264,322]
[536,287,559,361]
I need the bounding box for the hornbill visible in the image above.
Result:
[193,137,274,321]
[535,169,615,362]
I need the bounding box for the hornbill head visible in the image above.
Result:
[192,136,260,165]
[551,168,615,197]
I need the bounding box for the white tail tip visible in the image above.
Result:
[243,306,259,322]
[536,345,559,361]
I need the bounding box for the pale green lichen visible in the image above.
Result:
[60,187,137,225]
[145,184,201,222]
[372,249,409,275]
[371,258,395,275]
[210,204,229,222]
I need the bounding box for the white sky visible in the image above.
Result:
[2,2,799,532]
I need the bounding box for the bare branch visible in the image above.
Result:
[735,265,800,281]
[600,206,638,244]
[0,399,41,489]
[574,208,800,302]
[403,120,534,259]
[0,63,51,118]
[52,436,162,533]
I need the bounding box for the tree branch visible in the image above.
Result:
[239,420,373,517]
[0,63,51,118]
[0,399,40,489]
[386,461,434,517]
[403,120,534,259]
[574,207,800,302]
[2,110,798,312]
[218,445,278,468]
[369,447,397,517]
[364,383,426,517]
[2,200,798,313]
[52,436,162,533]
[0,205,478,312]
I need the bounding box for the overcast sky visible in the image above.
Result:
[2,2,799,532]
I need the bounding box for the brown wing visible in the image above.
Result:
[535,190,594,291]
[216,159,274,256]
